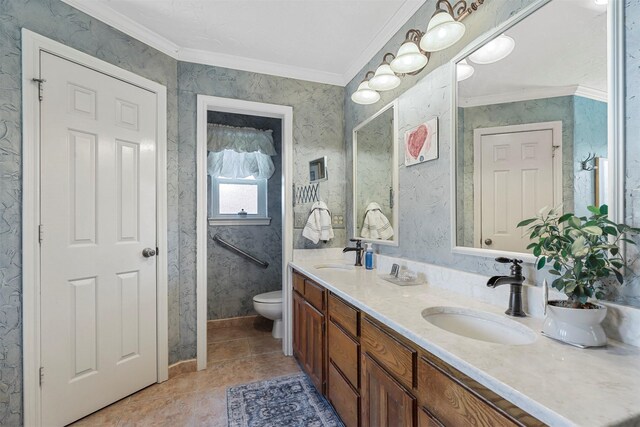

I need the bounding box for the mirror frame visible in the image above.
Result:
[309,156,328,183]
[352,99,400,246]
[449,0,625,263]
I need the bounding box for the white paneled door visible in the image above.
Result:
[40,52,158,426]
[479,129,555,253]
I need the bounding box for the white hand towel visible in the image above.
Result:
[302,201,334,244]
[361,202,394,240]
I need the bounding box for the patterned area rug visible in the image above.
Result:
[227,374,344,427]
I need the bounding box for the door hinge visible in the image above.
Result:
[39,367,44,386]
[38,224,44,243]
[552,145,561,158]
[32,78,46,102]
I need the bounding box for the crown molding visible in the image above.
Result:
[341,0,427,85]
[177,48,345,86]
[61,0,180,57]
[458,85,608,108]
[62,0,425,87]
[574,85,608,102]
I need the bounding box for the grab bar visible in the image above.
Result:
[213,234,269,269]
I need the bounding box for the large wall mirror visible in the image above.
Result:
[453,0,610,257]
[353,101,399,245]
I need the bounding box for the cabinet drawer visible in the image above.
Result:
[418,357,517,427]
[362,318,416,390]
[293,272,305,295]
[304,279,325,311]
[329,293,359,338]
[328,321,359,387]
[328,362,359,427]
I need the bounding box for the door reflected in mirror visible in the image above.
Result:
[353,101,398,244]
[454,0,608,254]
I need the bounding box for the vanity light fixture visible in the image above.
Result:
[351,0,485,104]
[456,59,475,81]
[468,34,515,64]
[421,9,466,52]
[351,71,381,105]
[369,53,402,91]
[390,30,430,74]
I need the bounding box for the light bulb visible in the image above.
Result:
[420,10,466,52]
[456,59,474,81]
[351,80,380,105]
[468,34,515,64]
[390,41,428,74]
[368,64,401,91]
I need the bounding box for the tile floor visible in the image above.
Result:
[71,320,300,426]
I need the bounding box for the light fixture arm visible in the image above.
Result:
[436,0,485,22]
[405,29,425,43]
[382,52,396,64]
[362,71,375,82]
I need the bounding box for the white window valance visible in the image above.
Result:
[207,124,276,179]
[207,124,276,155]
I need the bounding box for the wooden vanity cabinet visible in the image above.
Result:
[292,271,326,393]
[291,270,545,427]
[327,293,361,427]
[360,314,545,427]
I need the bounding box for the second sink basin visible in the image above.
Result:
[422,306,536,345]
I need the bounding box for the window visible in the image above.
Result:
[209,175,270,225]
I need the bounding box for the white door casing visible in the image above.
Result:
[195,95,294,371]
[473,122,562,254]
[22,30,168,427]
[39,52,158,426]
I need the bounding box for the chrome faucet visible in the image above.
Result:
[487,257,526,317]
[343,239,364,266]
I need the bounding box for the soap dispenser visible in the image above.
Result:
[365,243,374,270]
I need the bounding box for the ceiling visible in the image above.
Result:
[62,0,426,86]
[458,0,608,106]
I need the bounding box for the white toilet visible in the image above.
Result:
[253,290,283,339]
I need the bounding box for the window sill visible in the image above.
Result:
[208,217,272,226]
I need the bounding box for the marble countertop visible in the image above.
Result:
[290,260,640,427]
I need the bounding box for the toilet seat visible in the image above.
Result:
[253,290,282,304]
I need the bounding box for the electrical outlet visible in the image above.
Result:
[332,214,345,229]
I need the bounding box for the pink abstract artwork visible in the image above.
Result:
[404,117,438,166]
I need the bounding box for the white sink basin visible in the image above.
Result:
[422,306,536,345]
[313,263,355,271]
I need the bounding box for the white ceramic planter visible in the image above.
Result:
[542,301,607,347]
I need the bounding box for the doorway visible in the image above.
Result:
[195,96,294,370]
[22,30,168,426]
[473,121,563,253]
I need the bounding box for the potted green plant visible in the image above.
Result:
[517,204,638,347]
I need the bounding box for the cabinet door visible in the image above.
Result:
[362,353,415,427]
[293,291,305,361]
[328,362,359,427]
[418,407,444,427]
[304,301,325,393]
